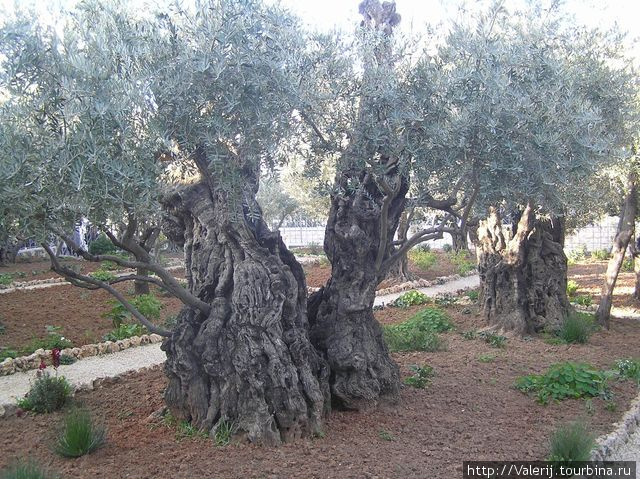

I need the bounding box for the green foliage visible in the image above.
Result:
[621,257,634,272]
[403,364,434,389]
[442,244,453,253]
[104,294,162,328]
[0,458,58,479]
[571,294,593,307]
[477,331,506,348]
[556,313,594,344]
[478,354,496,363]
[408,249,437,270]
[548,421,595,465]
[214,419,237,447]
[566,280,579,297]
[434,293,458,307]
[567,247,588,265]
[591,249,610,261]
[100,260,119,271]
[460,330,476,340]
[103,323,146,341]
[54,409,106,457]
[448,251,476,275]
[515,362,608,405]
[88,235,118,256]
[0,273,13,286]
[378,429,394,441]
[616,358,640,382]
[22,326,72,356]
[383,308,450,352]
[0,348,18,361]
[465,289,479,302]
[59,355,76,366]
[390,290,431,308]
[89,270,117,282]
[17,373,71,413]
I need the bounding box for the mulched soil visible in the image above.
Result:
[0,258,102,282]
[1,301,638,479]
[0,284,184,352]
[568,260,638,310]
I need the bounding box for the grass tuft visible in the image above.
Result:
[54,409,106,457]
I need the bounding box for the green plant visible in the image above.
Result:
[88,234,118,255]
[571,294,592,307]
[434,294,458,307]
[100,260,119,271]
[403,364,434,389]
[461,330,476,340]
[447,250,476,275]
[556,313,594,344]
[0,348,18,361]
[214,419,237,446]
[478,353,496,363]
[566,280,579,297]
[465,289,479,302]
[89,269,117,282]
[54,409,106,457]
[567,246,587,265]
[378,429,394,441]
[621,257,634,272]
[390,290,431,308]
[478,331,506,348]
[0,457,58,479]
[442,244,453,253]
[408,249,437,270]
[59,355,76,365]
[515,362,608,405]
[591,249,610,261]
[21,326,72,355]
[176,420,209,440]
[616,358,640,382]
[605,400,617,412]
[103,323,146,341]
[17,373,72,413]
[0,273,13,286]
[548,421,594,465]
[104,293,163,328]
[383,308,451,352]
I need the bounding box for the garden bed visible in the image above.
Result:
[1,300,638,478]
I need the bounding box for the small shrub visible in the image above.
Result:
[0,273,13,286]
[100,260,119,271]
[566,280,579,297]
[408,249,437,270]
[591,249,610,261]
[557,313,594,344]
[571,294,592,307]
[89,269,117,282]
[442,244,453,253]
[616,358,640,383]
[59,355,76,366]
[460,330,476,340]
[0,348,18,361]
[405,308,453,333]
[515,362,608,405]
[403,364,434,389]
[54,409,106,457]
[621,257,634,272]
[448,250,476,275]
[104,294,163,328]
[0,457,58,479]
[383,326,446,353]
[415,244,431,252]
[567,246,587,265]
[88,234,117,255]
[18,373,72,413]
[548,421,594,465]
[434,294,458,307]
[390,290,431,308]
[478,331,506,348]
[214,419,237,447]
[465,289,479,302]
[103,323,146,341]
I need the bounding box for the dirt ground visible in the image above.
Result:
[1,301,638,479]
[568,261,638,311]
[0,258,102,282]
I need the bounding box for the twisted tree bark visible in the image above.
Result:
[160,160,328,445]
[477,205,572,334]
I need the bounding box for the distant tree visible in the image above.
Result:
[256,176,300,229]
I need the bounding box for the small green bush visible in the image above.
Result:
[104,293,163,328]
[403,364,434,389]
[0,457,58,479]
[621,257,634,272]
[616,358,640,383]
[214,419,237,447]
[89,269,117,282]
[515,362,608,405]
[478,331,506,348]
[88,234,117,255]
[448,251,476,275]
[0,348,18,361]
[567,246,587,265]
[54,409,106,457]
[405,308,453,333]
[566,280,579,297]
[460,330,476,340]
[18,373,72,413]
[103,323,147,341]
[442,244,453,253]
[0,273,13,286]
[571,294,593,307]
[383,308,450,352]
[548,421,595,465]
[556,313,594,344]
[408,249,437,270]
[390,290,431,308]
[465,289,479,302]
[434,294,458,307]
[591,249,610,261]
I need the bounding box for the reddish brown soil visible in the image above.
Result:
[568,261,638,310]
[0,284,184,352]
[0,259,102,282]
[1,302,638,479]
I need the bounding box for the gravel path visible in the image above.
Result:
[373,275,479,306]
[607,426,640,467]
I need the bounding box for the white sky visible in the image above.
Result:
[1,0,638,59]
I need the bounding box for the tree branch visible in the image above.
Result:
[41,243,172,337]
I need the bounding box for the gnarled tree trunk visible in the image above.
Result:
[385,209,415,283]
[308,167,408,409]
[160,164,328,445]
[596,171,637,327]
[477,204,571,335]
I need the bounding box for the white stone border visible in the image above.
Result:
[591,391,640,461]
[0,334,164,376]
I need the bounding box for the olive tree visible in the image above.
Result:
[0,0,330,444]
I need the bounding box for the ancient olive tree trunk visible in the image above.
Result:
[160,163,328,445]
[385,209,415,283]
[308,168,408,409]
[477,204,572,334]
[596,171,637,327]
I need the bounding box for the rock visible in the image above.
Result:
[107,342,119,353]
[140,334,150,344]
[149,334,162,343]
[129,336,141,347]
